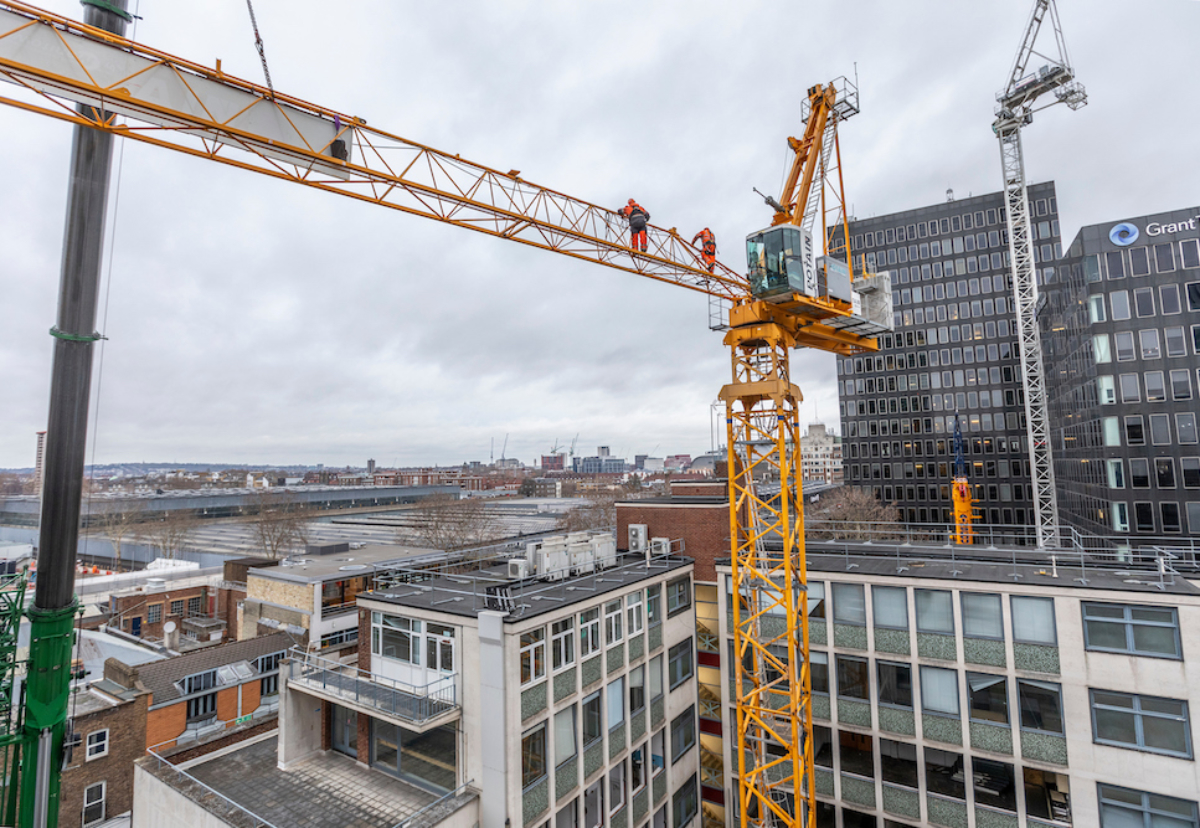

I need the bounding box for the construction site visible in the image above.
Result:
[1,1,1199,828]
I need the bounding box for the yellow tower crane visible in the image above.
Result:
[0,4,891,826]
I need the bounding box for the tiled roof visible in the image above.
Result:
[130,631,298,704]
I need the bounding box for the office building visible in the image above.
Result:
[715,541,1200,828]
[837,183,1062,531]
[1043,206,1200,540]
[132,534,702,828]
[801,423,844,485]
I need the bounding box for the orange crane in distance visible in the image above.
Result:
[0,4,892,826]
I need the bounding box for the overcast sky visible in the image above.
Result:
[2,0,1197,471]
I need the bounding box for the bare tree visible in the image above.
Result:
[249,490,311,560]
[90,499,146,569]
[143,510,198,560]
[403,495,500,551]
[561,493,619,533]
[805,487,901,541]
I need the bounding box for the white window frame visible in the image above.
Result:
[604,600,623,646]
[626,592,644,636]
[82,781,105,827]
[85,729,109,761]
[520,627,546,686]
[551,618,575,673]
[579,608,601,658]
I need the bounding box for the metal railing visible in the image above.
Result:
[287,648,458,724]
[145,742,281,828]
[390,779,476,828]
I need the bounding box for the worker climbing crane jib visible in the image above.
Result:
[0,3,898,826]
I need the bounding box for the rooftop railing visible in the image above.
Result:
[287,648,458,725]
[145,742,280,828]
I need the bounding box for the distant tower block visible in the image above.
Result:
[34,431,46,497]
[367,459,376,476]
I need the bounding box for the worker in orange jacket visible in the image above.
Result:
[619,199,650,252]
[692,227,716,272]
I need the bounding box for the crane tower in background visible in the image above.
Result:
[994,0,1086,549]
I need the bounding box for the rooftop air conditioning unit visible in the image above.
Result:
[571,543,596,576]
[650,538,670,558]
[508,558,530,580]
[592,535,617,570]
[628,524,648,553]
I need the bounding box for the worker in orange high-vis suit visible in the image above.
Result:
[692,227,716,272]
[619,199,650,252]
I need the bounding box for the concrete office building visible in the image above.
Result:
[1043,206,1200,541]
[836,184,1062,532]
[715,542,1200,828]
[132,534,703,828]
[801,423,844,485]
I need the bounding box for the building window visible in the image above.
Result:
[1120,373,1141,403]
[1018,679,1063,735]
[876,661,912,708]
[672,774,698,828]
[579,608,601,658]
[609,760,626,815]
[186,692,217,722]
[187,596,202,616]
[521,628,546,685]
[831,583,866,625]
[85,729,109,760]
[1091,690,1191,758]
[920,666,960,717]
[582,691,602,747]
[668,638,694,690]
[670,707,696,763]
[522,723,547,789]
[1083,602,1181,658]
[836,655,869,700]
[651,728,666,777]
[583,780,604,828]
[973,758,1016,813]
[147,604,162,624]
[1011,596,1056,645]
[667,577,691,617]
[646,585,662,626]
[82,782,105,827]
[925,747,965,800]
[809,651,829,694]
[169,599,184,617]
[556,800,578,828]
[872,586,907,629]
[257,650,285,697]
[626,592,644,636]
[1126,416,1145,446]
[807,582,826,618]
[604,600,623,645]
[555,705,577,766]
[607,677,625,731]
[629,665,645,715]
[968,673,1008,724]
[1178,413,1198,444]
[551,618,575,672]
[630,741,647,794]
[649,654,664,701]
[372,614,421,664]
[1098,784,1198,828]
[915,589,954,634]
[961,592,1003,639]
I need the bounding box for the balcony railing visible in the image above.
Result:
[287,648,458,725]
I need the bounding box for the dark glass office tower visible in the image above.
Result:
[1044,206,1200,542]
[836,183,1061,532]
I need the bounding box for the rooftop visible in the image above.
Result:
[141,734,476,828]
[252,543,448,585]
[363,552,693,622]
[122,631,298,704]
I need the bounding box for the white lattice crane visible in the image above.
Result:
[994,0,1086,549]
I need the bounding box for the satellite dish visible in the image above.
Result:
[163,621,177,633]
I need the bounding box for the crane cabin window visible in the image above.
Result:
[747,225,811,299]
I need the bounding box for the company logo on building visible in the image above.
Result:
[1109,223,1139,246]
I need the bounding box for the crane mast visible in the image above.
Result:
[952,414,974,545]
[994,0,1086,550]
[0,6,891,827]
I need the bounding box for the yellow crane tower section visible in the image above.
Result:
[0,5,893,827]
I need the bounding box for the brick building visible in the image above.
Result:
[107,575,244,646]
[59,684,149,828]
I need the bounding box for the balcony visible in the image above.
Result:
[286,648,460,732]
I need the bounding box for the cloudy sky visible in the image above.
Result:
[2,0,1197,471]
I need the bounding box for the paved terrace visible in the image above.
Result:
[146,734,473,828]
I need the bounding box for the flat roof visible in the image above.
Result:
[251,544,447,584]
[363,554,693,622]
[716,543,1200,596]
[142,734,475,828]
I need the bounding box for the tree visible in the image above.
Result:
[143,510,197,560]
[561,493,619,533]
[403,495,500,551]
[805,487,901,541]
[249,490,311,560]
[89,499,146,569]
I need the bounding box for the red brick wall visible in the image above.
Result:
[145,704,186,750]
[59,692,148,828]
[670,482,727,497]
[358,609,371,672]
[617,502,729,583]
[111,585,210,641]
[215,686,240,724]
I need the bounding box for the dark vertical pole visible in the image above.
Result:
[22,3,130,826]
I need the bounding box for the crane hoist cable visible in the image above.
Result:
[244,0,274,96]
